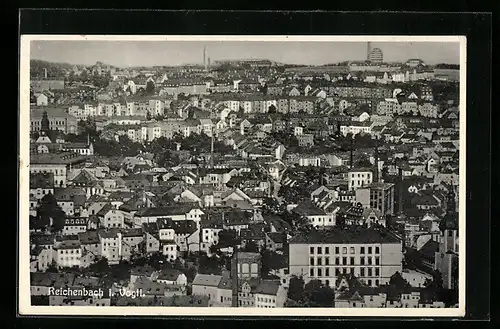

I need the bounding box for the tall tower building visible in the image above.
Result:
[366,42,372,62]
[434,186,459,289]
[369,48,384,63]
[203,47,207,71]
[41,110,50,134]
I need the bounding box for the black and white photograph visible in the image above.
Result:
[18,35,466,317]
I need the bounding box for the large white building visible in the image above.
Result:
[288,227,403,288]
[347,168,374,190]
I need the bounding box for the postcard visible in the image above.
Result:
[19,35,466,317]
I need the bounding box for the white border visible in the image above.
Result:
[19,35,466,317]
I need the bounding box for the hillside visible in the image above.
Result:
[30,59,74,79]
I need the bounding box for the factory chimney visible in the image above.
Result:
[350,137,354,169]
[210,127,214,169]
[398,166,403,214]
[374,138,379,183]
[231,249,239,307]
[203,47,208,71]
[367,42,372,62]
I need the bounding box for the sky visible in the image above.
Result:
[30,40,461,67]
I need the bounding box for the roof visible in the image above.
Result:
[192,274,222,287]
[56,240,81,250]
[253,280,280,296]
[289,227,401,245]
[30,172,55,189]
[293,199,326,216]
[157,269,184,281]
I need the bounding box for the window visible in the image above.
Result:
[350,257,355,265]
[317,247,322,254]
[310,258,314,266]
[325,247,330,254]
[317,268,322,277]
[448,230,453,237]
[368,257,372,265]
[360,257,365,265]
[325,257,330,265]
[368,247,372,254]
[350,247,355,254]
[368,279,372,286]
[335,257,340,265]
[335,247,340,254]
[375,268,380,276]
[368,268,372,276]
[335,268,340,276]
[310,268,314,277]
[375,257,380,265]
[310,247,315,254]
[375,279,379,286]
[325,279,330,286]
[317,258,322,266]
[375,247,380,254]
[360,268,365,276]
[325,268,330,276]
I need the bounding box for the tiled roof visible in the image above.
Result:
[289,227,401,244]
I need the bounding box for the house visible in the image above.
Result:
[347,168,373,190]
[191,273,223,304]
[292,199,335,227]
[30,172,55,200]
[254,280,287,308]
[97,204,125,229]
[156,269,188,286]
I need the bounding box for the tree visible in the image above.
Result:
[216,230,240,248]
[304,280,335,307]
[146,111,152,120]
[287,275,305,301]
[389,271,411,289]
[145,80,155,95]
[46,261,59,273]
[36,194,66,233]
[242,240,259,253]
[268,104,277,114]
[89,257,110,276]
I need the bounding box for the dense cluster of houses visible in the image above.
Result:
[28,58,460,308]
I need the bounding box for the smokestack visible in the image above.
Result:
[208,57,211,70]
[210,127,214,169]
[350,137,354,169]
[374,138,379,183]
[398,167,403,214]
[203,47,207,72]
[367,42,372,62]
[44,68,48,79]
[231,249,239,307]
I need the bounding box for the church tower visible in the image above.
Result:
[434,185,459,289]
[41,110,50,134]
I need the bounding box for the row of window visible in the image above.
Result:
[59,249,80,254]
[59,256,81,261]
[257,297,276,304]
[310,246,380,255]
[310,256,381,266]
[318,278,381,287]
[310,267,380,277]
